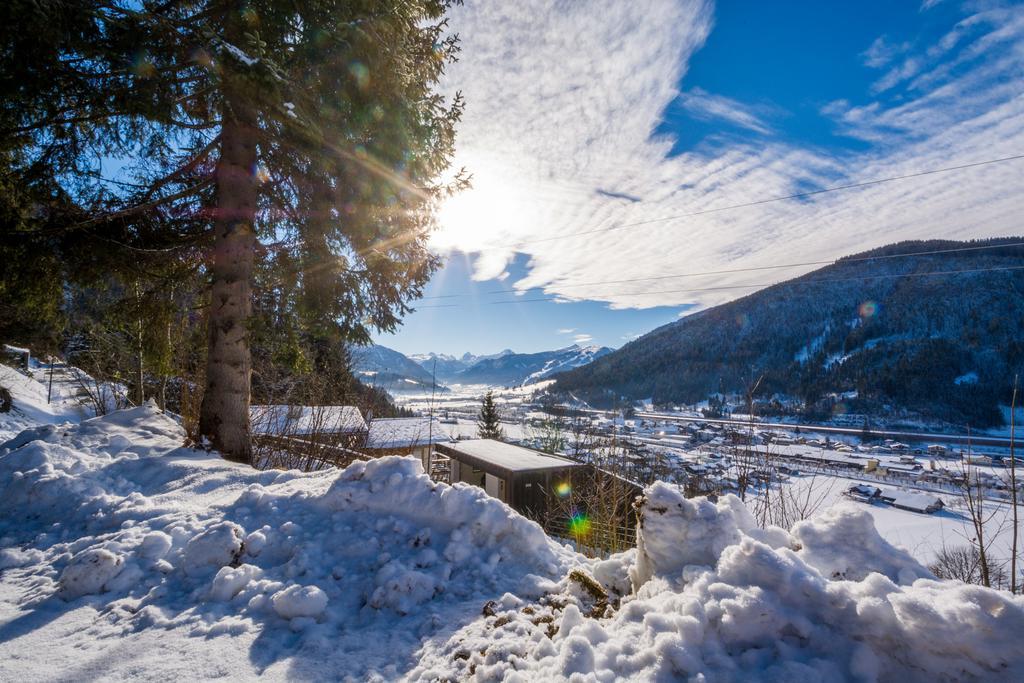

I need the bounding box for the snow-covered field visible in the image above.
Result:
[2,366,1024,681]
[782,472,1018,566]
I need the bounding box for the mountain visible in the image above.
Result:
[551,238,1024,427]
[437,344,614,386]
[349,344,443,392]
[411,349,515,382]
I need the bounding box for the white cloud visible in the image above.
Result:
[675,87,773,134]
[573,334,594,345]
[557,328,575,335]
[431,1,1024,313]
[862,36,910,69]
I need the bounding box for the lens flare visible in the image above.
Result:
[131,53,156,78]
[568,512,591,536]
[349,61,370,90]
[555,482,571,497]
[858,301,879,318]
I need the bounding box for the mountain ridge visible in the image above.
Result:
[353,343,613,389]
[550,238,1024,427]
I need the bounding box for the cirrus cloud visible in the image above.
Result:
[431,0,1024,314]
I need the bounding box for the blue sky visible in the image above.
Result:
[377,0,1024,356]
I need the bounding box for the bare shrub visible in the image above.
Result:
[930,545,1008,589]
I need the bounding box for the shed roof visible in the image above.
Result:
[250,405,367,436]
[366,417,452,450]
[881,489,943,512]
[436,439,583,478]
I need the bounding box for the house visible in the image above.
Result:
[844,484,882,502]
[927,444,949,456]
[832,413,867,427]
[880,489,944,514]
[363,416,453,470]
[250,404,367,448]
[433,439,584,517]
[884,462,923,476]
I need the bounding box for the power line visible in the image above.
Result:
[466,153,1024,251]
[417,240,1024,300]
[413,264,1024,309]
[481,240,1024,295]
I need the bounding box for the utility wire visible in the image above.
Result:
[481,240,1024,295]
[465,153,1024,252]
[416,240,1024,300]
[414,264,1024,309]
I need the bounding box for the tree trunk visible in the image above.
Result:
[134,280,145,406]
[199,30,257,464]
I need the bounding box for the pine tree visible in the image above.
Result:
[477,390,503,440]
[1,1,465,463]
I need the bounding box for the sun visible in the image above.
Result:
[435,187,495,249]
[432,161,534,253]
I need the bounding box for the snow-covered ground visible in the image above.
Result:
[0,403,576,681]
[794,472,1017,566]
[2,365,1024,681]
[0,363,91,442]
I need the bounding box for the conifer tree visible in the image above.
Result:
[477,390,503,440]
[0,1,466,463]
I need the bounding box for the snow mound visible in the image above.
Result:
[629,482,793,591]
[271,583,328,620]
[414,482,1024,682]
[0,404,578,680]
[3,404,1024,681]
[792,503,933,583]
[58,547,126,599]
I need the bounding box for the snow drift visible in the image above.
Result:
[0,398,1022,681]
[413,483,1024,682]
[0,403,575,680]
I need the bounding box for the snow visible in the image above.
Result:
[439,439,583,474]
[2,366,1024,680]
[0,363,88,441]
[954,371,979,385]
[58,548,126,599]
[271,583,328,620]
[365,416,452,449]
[0,395,576,680]
[414,483,1024,682]
[250,404,367,436]
[791,505,932,583]
[219,41,259,66]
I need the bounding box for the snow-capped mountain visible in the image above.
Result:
[421,344,613,386]
[354,343,614,390]
[349,344,443,392]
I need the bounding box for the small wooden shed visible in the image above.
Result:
[433,439,583,518]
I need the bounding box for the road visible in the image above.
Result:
[629,411,1016,450]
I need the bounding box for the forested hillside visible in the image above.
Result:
[552,239,1024,427]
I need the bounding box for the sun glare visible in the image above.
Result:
[432,164,534,253]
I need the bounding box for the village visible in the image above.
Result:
[233,377,1023,567]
